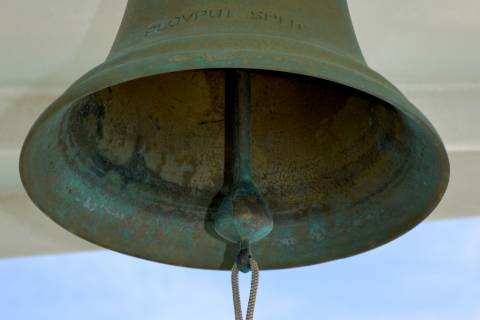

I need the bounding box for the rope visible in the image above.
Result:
[231,258,260,320]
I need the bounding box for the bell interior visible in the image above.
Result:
[63,69,410,216]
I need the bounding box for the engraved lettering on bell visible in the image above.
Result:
[145,9,232,36]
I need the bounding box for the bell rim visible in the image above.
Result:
[20,34,450,270]
[58,34,439,133]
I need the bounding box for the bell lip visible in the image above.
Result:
[42,34,442,135]
[20,34,450,270]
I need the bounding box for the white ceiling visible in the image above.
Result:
[0,0,479,258]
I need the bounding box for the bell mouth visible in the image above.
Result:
[21,69,449,269]
[65,69,409,212]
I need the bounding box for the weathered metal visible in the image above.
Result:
[213,70,273,245]
[20,0,449,270]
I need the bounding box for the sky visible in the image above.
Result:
[1,217,479,320]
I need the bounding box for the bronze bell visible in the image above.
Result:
[20,0,449,271]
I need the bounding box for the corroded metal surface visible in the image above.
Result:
[212,70,273,245]
[20,0,449,270]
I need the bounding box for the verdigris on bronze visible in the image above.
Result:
[20,0,449,271]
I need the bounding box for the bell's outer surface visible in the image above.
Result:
[20,0,449,270]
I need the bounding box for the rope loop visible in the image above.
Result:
[231,257,260,320]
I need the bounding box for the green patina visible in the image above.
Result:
[20,0,449,270]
